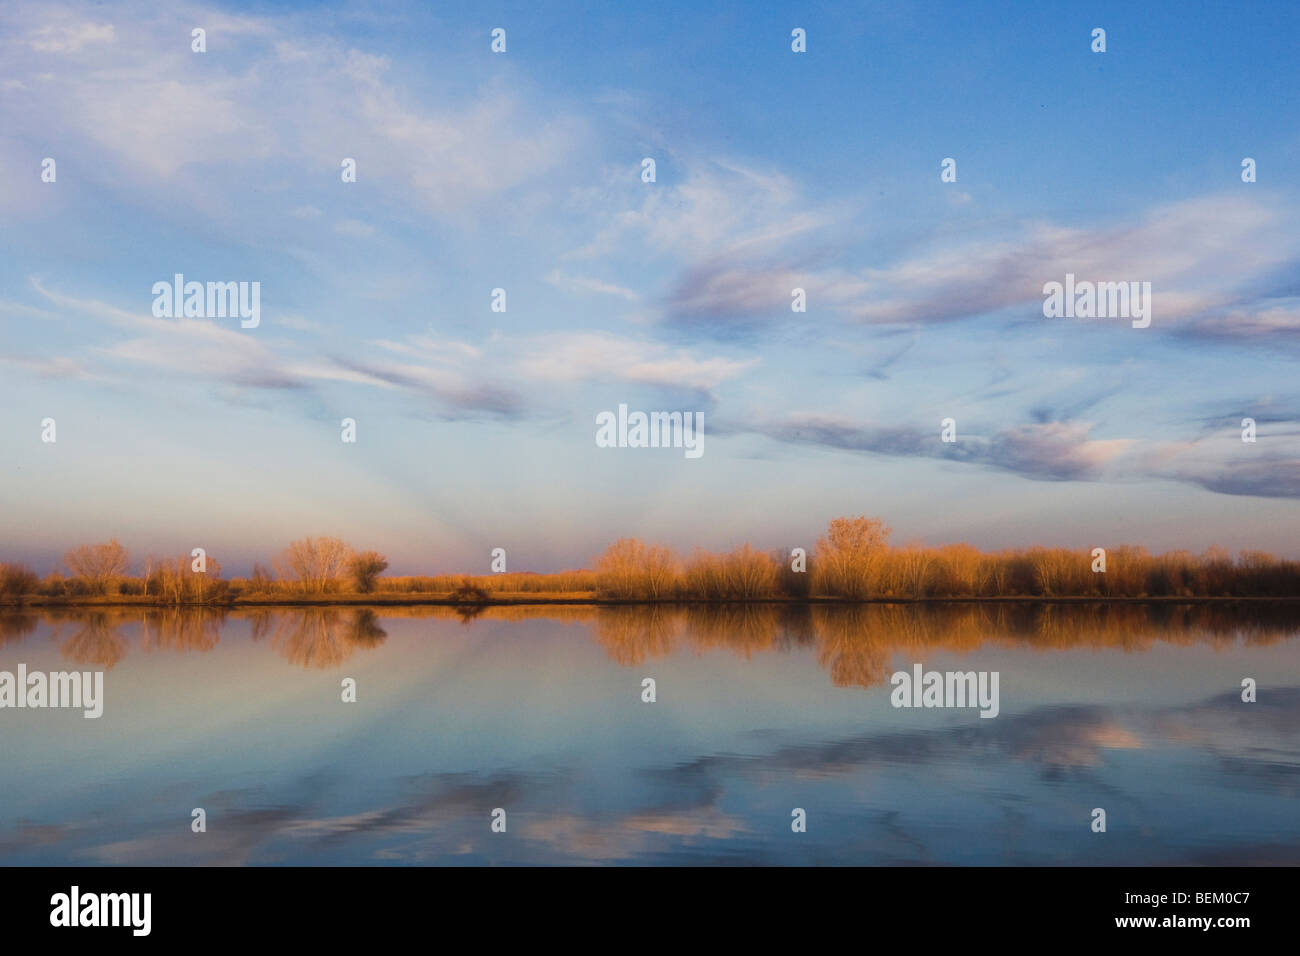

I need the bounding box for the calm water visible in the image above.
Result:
[2,603,1298,865]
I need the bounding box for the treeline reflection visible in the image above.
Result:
[590,603,1300,687]
[1,603,1297,684]
[0,607,388,670]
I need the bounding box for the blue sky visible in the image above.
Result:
[2,0,1298,574]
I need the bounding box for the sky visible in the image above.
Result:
[1,0,1298,575]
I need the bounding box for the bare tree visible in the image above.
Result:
[814,516,891,598]
[641,545,678,600]
[250,563,274,593]
[140,554,156,598]
[725,545,777,599]
[154,553,227,604]
[594,538,680,600]
[0,563,39,600]
[595,538,646,599]
[896,545,933,598]
[277,537,355,594]
[64,539,130,594]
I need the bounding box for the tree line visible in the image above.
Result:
[590,517,1300,600]
[0,537,388,604]
[1,518,1298,604]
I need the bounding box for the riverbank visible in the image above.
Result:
[4,593,1300,608]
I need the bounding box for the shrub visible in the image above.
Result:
[349,551,389,594]
[450,579,491,604]
[0,564,39,600]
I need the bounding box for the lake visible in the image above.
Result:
[2,603,1298,865]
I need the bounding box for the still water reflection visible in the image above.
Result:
[2,603,1298,864]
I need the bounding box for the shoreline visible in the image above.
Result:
[4,594,1300,608]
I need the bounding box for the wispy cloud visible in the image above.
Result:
[749,409,1300,499]
[544,269,639,302]
[512,331,758,397]
[27,18,114,53]
[751,413,1132,482]
[838,194,1298,333]
[17,279,757,415]
[0,0,584,219]
[657,192,1300,346]
[1138,434,1300,499]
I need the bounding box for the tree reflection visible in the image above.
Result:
[58,612,128,669]
[269,608,388,669]
[0,609,37,647]
[139,607,225,653]
[7,602,1299,684]
[593,602,1300,688]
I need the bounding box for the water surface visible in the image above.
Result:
[2,603,1298,865]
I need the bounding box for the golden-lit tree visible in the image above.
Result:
[63,539,130,594]
[349,550,389,594]
[0,563,39,600]
[595,538,680,600]
[276,537,355,594]
[813,516,891,598]
[154,553,228,604]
